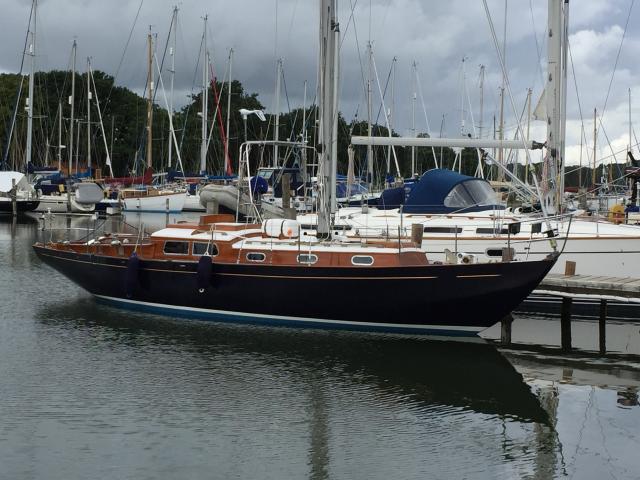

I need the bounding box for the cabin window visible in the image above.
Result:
[476,227,508,235]
[163,241,189,255]
[486,248,515,259]
[351,255,374,266]
[246,252,266,262]
[297,254,318,265]
[193,242,219,256]
[423,227,463,234]
[444,180,497,208]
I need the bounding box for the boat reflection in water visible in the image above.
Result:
[33,299,563,477]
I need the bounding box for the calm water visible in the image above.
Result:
[1,214,639,479]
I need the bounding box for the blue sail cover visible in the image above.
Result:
[403,169,504,214]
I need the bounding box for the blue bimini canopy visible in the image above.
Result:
[403,169,504,214]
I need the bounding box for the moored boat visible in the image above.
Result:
[0,171,40,214]
[34,214,558,336]
[119,186,187,213]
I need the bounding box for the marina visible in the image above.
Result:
[2,0,640,478]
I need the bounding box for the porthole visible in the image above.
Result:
[246,252,266,262]
[351,255,374,266]
[297,254,318,265]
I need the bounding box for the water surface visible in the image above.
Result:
[1,214,639,479]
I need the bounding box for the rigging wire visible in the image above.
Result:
[600,0,635,123]
[3,3,34,167]
[102,0,144,117]
[528,0,546,89]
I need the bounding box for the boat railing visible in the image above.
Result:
[39,211,151,246]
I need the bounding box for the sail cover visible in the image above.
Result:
[0,171,29,194]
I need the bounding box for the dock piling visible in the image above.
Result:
[599,299,607,355]
[564,261,576,276]
[560,297,573,351]
[500,314,513,345]
[11,178,17,216]
[411,224,424,246]
[206,200,219,214]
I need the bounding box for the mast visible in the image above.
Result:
[629,88,633,158]
[545,0,564,212]
[25,0,37,171]
[525,87,532,184]
[224,48,233,175]
[497,0,507,182]
[559,0,570,206]
[57,101,63,171]
[478,65,485,141]
[89,62,114,177]
[86,57,91,170]
[168,6,178,169]
[411,61,417,176]
[317,0,339,236]
[366,42,373,190]
[69,40,76,174]
[146,29,154,169]
[386,57,396,178]
[592,107,597,187]
[274,58,282,167]
[200,16,208,174]
[302,79,308,184]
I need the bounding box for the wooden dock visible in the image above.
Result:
[501,261,640,355]
[536,274,640,301]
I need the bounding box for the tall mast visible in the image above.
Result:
[86,57,92,170]
[478,65,485,142]
[545,0,564,211]
[69,40,76,174]
[366,42,374,190]
[199,15,208,174]
[57,102,63,170]
[25,0,37,171]
[274,58,283,167]
[629,88,633,157]
[497,0,507,182]
[301,79,308,184]
[386,57,396,178]
[411,61,417,176]
[317,0,339,235]
[224,48,233,174]
[525,87,532,184]
[559,0,570,206]
[592,107,597,187]
[146,29,154,169]
[168,6,178,169]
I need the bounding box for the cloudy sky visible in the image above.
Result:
[1,0,638,167]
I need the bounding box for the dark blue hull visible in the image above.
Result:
[33,246,557,335]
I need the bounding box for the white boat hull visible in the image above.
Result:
[34,194,95,213]
[183,192,205,212]
[199,184,283,219]
[121,191,186,213]
[298,208,640,278]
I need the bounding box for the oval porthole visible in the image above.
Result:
[351,255,374,266]
[246,252,266,262]
[297,254,318,265]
